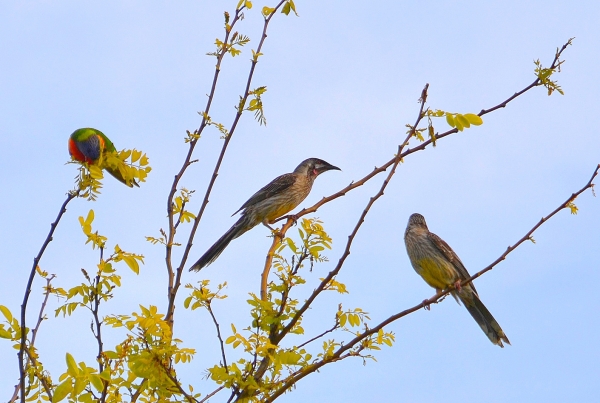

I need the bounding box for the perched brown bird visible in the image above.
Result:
[404,213,510,347]
[189,158,340,271]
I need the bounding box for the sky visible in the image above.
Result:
[1,0,599,401]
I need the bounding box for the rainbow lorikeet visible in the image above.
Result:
[68,128,138,187]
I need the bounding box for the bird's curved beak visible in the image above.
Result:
[317,162,341,174]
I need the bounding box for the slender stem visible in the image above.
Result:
[18,191,77,403]
[198,386,226,403]
[10,274,56,403]
[207,303,228,371]
[92,247,108,402]
[296,321,339,350]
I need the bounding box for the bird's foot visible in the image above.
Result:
[282,214,299,225]
[423,299,431,310]
[453,280,462,292]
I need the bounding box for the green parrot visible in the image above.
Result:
[68,128,138,187]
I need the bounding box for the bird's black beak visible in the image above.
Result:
[316,162,341,174]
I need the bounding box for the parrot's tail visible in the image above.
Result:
[461,292,510,347]
[189,215,253,272]
[106,167,139,187]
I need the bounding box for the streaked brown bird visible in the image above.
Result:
[404,213,510,347]
[189,158,341,271]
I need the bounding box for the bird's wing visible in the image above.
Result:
[232,173,296,215]
[427,231,477,294]
[96,131,117,153]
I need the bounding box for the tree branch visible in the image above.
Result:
[166,1,288,328]
[10,274,56,403]
[92,247,108,402]
[207,303,228,372]
[18,191,77,403]
[165,5,246,326]
[198,386,226,403]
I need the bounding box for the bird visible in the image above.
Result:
[404,213,510,347]
[189,158,341,271]
[68,128,138,187]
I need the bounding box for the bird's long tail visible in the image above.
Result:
[105,166,139,187]
[189,215,252,271]
[460,292,510,347]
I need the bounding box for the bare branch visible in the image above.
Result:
[207,303,228,372]
[198,386,226,403]
[10,274,56,403]
[92,247,108,402]
[296,321,339,350]
[18,190,77,403]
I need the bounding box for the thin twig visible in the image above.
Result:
[18,191,77,403]
[159,362,200,403]
[10,274,56,403]
[296,321,339,350]
[276,253,309,317]
[207,303,228,371]
[92,247,108,402]
[198,386,226,403]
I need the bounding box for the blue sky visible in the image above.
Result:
[1,1,599,401]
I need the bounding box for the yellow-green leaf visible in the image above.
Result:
[66,353,79,377]
[104,351,118,360]
[73,377,86,395]
[262,6,275,16]
[89,165,104,180]
[456,113,470,129]
[0,327,12,339]
[89,374,104,392]
[123,256,140,274]
[131,150,142,163]
[445,113,455,128]
[52,380,72,403]
[0,305,12,322]
[464,113,483,125]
